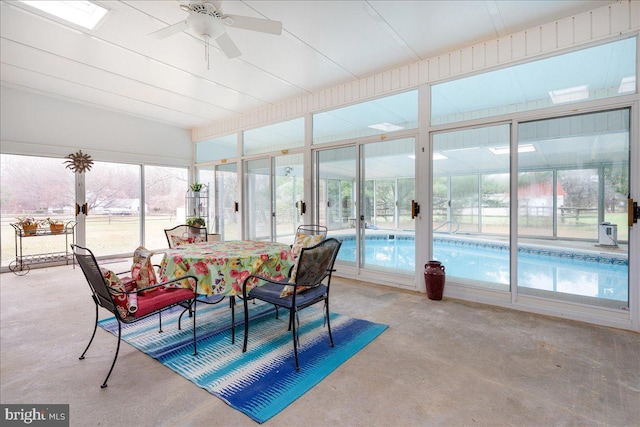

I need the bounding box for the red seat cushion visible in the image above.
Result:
[133,287,195,318]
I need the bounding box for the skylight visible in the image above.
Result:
[618,76,636,94]
[488,144,536,155]
[368,123,404,132]
[20,1,108,30]
[548,85,589,104]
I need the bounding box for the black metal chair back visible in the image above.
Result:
[295,237,341,289]
[72,244,198,388]
[296,224,328,240]
[73,244,121,319]
[242,238,342,371]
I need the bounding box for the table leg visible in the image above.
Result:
[230,295,235,344]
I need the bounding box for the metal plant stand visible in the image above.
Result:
[10,221,76,275]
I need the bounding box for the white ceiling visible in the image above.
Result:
[0,0,617,130]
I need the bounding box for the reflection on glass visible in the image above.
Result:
[313,90,418,145]
[243,118,304,156]
[196,134,237,163]
[432,38,636,125]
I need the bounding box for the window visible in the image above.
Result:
[243,118,304,156]
[196,134,237,163]
[432,38,636,125]
[144,165,188,249]
[313,90,418,145]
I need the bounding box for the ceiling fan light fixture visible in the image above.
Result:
[152,1,283,63]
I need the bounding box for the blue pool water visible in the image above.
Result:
[336,235,628,302]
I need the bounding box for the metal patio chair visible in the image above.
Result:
[241,238,342,371]
[73,244,199,388]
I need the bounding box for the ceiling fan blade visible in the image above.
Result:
[224,14,282,35]
[215,32,241,59]
[149,20,189,39]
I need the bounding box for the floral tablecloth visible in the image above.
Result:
[158,240,293,296]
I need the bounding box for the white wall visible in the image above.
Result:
[0,86,192,166]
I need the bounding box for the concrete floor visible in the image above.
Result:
[1,262,638,426]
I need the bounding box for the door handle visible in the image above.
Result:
[411,200,420,219]
[629,198,638,226]
[234,201,239,213]
[75,203,88,216]
[296,200,306,215]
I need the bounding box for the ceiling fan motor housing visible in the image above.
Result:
[186,2,225,38]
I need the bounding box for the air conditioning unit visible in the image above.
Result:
[598,222,618,247]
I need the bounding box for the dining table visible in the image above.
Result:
[158,240,294,296]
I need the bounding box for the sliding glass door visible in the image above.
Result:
[517,109,630,309]
[431,125,511,291]
[316,146,357,265]
[244,153,304,243]
[360,138,415,275]
[274,154,304,244]
[216,163,239,241]
[315,137,416,276]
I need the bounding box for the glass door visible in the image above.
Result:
[274,154,304,244]
[315,137,416,277]
[244,158,271,241]
[243,154,304,243]
[360,137,416,275]
[431,124,511,291]
[517,109,630,309]
[316,146,357,266]
[214,163,239,241]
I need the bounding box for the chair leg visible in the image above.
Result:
[79,302,98,360]
[101,321,122,388]
[192,299,198,356]
[158,310,163,333]
[291,308,300,371]
[325,298,334,347]
[230,296,235,344]
[242,297,249,353]
[178,305,188,330]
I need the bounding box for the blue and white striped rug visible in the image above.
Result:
[98,300,387,423]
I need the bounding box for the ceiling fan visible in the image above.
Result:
[150,1,282,67]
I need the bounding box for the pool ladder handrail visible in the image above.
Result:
[433,220,459,234]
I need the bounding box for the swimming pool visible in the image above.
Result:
[335,234,628,303]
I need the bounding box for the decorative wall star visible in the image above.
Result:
[64,150,94,173]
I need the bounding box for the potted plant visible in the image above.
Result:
[186,217,206,228]
[45,217,65,234]
[16,217,40,236]
[190,182,203,192]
